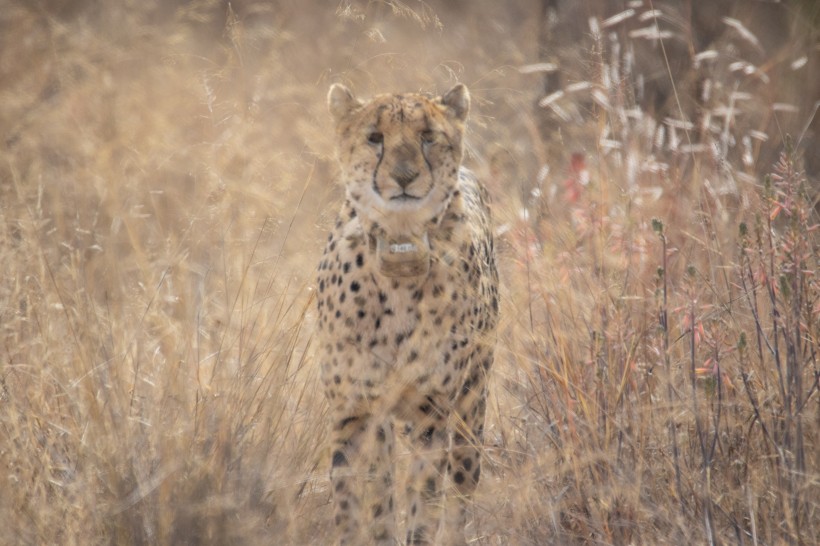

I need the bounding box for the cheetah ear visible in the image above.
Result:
[441,83,470,122]
[328,83,361,123]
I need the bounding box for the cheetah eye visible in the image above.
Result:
[367,131,384,145]
[420,130,436,144]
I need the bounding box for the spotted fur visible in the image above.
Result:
[317,83,498,545]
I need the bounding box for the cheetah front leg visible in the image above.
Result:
[329,409,398,546]
[403,399,450,545]
[442,362,491,545]
[328,411,367,545]
[368,419,398,544]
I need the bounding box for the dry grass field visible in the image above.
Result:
[1,1,818,544]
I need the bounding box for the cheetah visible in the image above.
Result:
[316,82,498,545]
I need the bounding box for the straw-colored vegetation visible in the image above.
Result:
[1,1,817,544]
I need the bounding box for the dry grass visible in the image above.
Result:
[1,1,818,544]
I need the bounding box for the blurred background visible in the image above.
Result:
[1,1,818,544]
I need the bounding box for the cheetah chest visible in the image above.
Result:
[316,226,490,405]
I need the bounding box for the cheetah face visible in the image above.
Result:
[327,83,469,239]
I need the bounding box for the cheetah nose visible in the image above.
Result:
[391,162,419,189]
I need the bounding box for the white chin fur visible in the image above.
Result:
[349,184,451,236]
[385,197,424,211]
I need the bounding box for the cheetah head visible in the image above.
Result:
[327,83,469,276]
